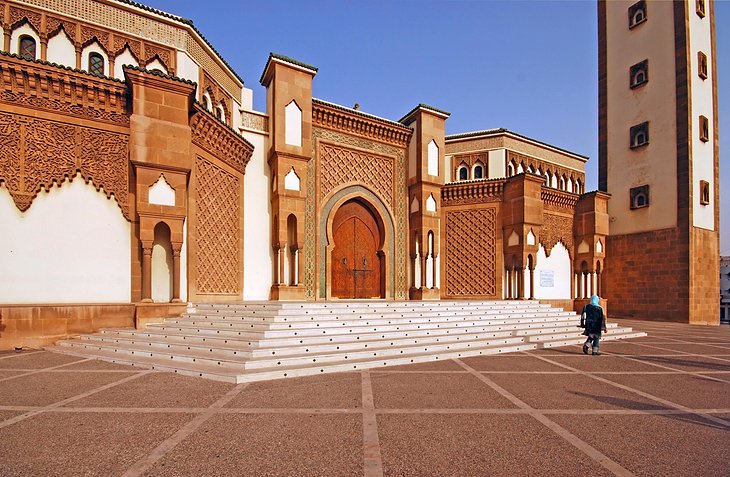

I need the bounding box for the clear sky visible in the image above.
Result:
[141,0,728,254]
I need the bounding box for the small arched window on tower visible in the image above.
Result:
[88,52,104,76]
[630,122,649,148]
[699,115,710,142]
[630,184,650,209]
[473,164,484,179]
[630,59,648,89]
[202,95,210,111]
[699,180,710,206]
[507,162,515,177]
[698,51,708,79]
[628,0,647,29]
[19,35,36,60]
[696,0,706,18]
[458,166,468,181]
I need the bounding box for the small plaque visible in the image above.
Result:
[540,270,554,287]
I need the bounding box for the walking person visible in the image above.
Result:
[579,295,607,355]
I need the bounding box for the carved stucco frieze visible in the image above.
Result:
[144,43,172,70]
[0,113,129,219]
[442,180,504,207]
[113,35,141,59]
[10,7,41,30]
[46,16,77,40]
[542,213,574,258]
[190,106,254,175]
[81,26,110,51]
[444,208,497,297]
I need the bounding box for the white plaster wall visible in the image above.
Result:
[533,243,572,300]
[443,155,452,182]
[689,7,714,230]
[285,101,302,147]
[284,168,300,191]
[488,149,506,178]
[175,51,199,84]
[425,194,436,212]
[114,48,138,80]
[232,99,242,130]
[148,175,176,206]
[145,58,168,74]
[10,24,40,59]
[427,140,439,177]
[80,42,109,76]
[152,225,172,302]
[0,175,131,303]
[606,1,678,235]
[242,131,273,300]
[46,30,75,68]
[241,87,254,111]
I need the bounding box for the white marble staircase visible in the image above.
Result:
[48,300,646,383]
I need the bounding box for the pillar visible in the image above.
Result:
[171,243,182,302]
[141,243,153,303]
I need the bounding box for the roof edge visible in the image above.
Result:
[446,128,589,162]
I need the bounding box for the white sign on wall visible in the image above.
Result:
[540,270,555,287]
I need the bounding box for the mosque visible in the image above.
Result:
[0,0,720,351]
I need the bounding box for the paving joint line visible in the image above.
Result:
[526,352,730,428]
[454,358,635,477]
[0,357,96,383]
[361,371,384,477]
[0,350,45,360]
[120,382,249,477]
[604,351,730,385]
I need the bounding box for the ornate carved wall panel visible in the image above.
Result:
[542,213,574,257]
[9,6,41,30]
[319,142,394,209]
[190,105,253,175]
[444,208,497,297]
[306,127,407,300]
[195,157,239,294]
[0,112,129,217]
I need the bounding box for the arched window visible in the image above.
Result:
[473,164,484,179]
[202,95,210,110]
[458,166,468,181]
[507,162,515,177]
[215,107,223,120]
[630,184,650,209]
[88,52,104,76]
[19,35,36,60]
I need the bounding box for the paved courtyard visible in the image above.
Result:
[1,318,729,476]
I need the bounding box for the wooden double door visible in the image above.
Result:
[331,199,383,298]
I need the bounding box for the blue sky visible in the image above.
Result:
[142,0,728,254]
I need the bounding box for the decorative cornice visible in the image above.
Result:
[442,179,504,206]
[312,99,412,148]
[541,188,579,211]
[0,52,129,125]
[190,102,254,174]
[446,128,589,162]
[260,52,318,85]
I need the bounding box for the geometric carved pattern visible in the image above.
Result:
[195,157,239,295]
[319,142,394,209]
[542,213,574,258]
[308,128,408,300]
[445,208,497,297]
[0,112,129,218]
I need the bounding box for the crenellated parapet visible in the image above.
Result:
[313,99,412,148]
[442,179,504,206]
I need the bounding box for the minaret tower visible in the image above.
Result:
[599,0,719,323]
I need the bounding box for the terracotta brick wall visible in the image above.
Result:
[604,228,689,322]
[690,227,720,324]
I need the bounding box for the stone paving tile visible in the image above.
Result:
[0,411,193,477]
[227,372,362,409]
[0,411,22,421]
[599,374,730,409]
[550,414,730,477]
[0,370,25,380]
[0,371,138,407]
[630,354,730,372]
[0,351,85,370]
[147,413,362,477]
[527,346,586,356]
[380,359,464,371]
[643,343,730,355]
[461,354,569,372]
[64,372,235,408]
[377,414,613,477]
[596,341,681,355]
[487,373,667,410]
[545,355,676,373]
[371,373,516,409]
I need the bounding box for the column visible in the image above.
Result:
[4,27,11,52]
[141,243,153,303]
[292,248,299,286]
[529,267,535,300]
[171,244,182,302]
[516,268,523,299]
[273,244,281,286]
[507,269,513,299]
[420,253,427,290]
[411,254,418,288]
[596,271,602,296]
[75,43,82,69]
[40,34,48,62]
[431,253,438,289]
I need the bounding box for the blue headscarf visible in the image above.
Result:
[590,295,601,307]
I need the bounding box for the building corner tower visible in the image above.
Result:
[599,0,720,324]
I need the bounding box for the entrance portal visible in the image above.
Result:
[331,199,382,298]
